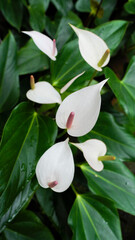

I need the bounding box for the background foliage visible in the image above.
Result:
[0,0,135,239]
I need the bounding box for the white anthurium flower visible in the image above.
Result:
[26,78,62,104]
[71,139,107,172]
[36,138,75,192]
[56,79,108,137]
[22,30,57,61]
[70,24,110,71]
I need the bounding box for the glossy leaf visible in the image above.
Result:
[79,112,135,161]
[51,20,128,89]
[56,11,83,50]
[17,39,49,75]
[36,187,59,226]
[105,58,135,121]
[124,0,135,14]
[4,210,54,240]
[81,162,135,215]
[68,194,122,240]
[95,0,117,25]
[28,0,50,31]
[0,32,19,112]
[75,0,91,12]
[51,0,73,16]
[0,177,38,233]
[0,0,23,30]
[0,102,57,230]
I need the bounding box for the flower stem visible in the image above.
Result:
[71,184,78,196]
[88,70,97,86]
[57,129,67,139]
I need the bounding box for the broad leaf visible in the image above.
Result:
[0,102,57,230]
[75,0,91,12]
[36,187,59,226]
[17,39,49,75]
[68,194,122,240]
[28,0,50,31]
[0,0,23,30]
[81,162,135,215]
[4,210,54,240]
[51,0,73,16]
[0,32,19,112]
[56,11,83,50]
[124,0,135,14]
[79,112,135,161]
[105,57,135,121]
[0,177,38,233]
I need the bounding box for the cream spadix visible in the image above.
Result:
[56,79,108,137]
[36,139,74,192]
[70,24,110,71]
[22,31,57,61]
[72,139,107,172]
[26,81,62,104]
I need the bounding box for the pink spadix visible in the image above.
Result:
[66,112,75,129]
[48,181,58,188]
[52,39,56,57]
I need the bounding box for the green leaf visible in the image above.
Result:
[56,11,83,50]
[0,102,57,230]
[105,58,135,121]
[0,177,38,233]
[95,0,117,25]
[81,162,135,215]
[0,0,23,30]
[0,32,19,113]
[68,194,122,240]
[93,20,128,54]
[75,0,91,12]
[17,39,49,75]
[4,210,54,240]
[124,0,135,14]
[36,187,59,226]
[28,0,50,31]
[79,112,135,161]
[51,0,73,16]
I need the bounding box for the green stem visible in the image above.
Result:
[88,70,97,86]
[57,129,67,139]
[71,184,78,196]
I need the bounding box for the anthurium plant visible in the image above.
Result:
[0,1,135,239]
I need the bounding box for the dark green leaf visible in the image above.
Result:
[81,162,135,215]
[68,194,122,240]
[17,39,49,75]
[4,210,54,240]
[51,0,73,16]
[0,102,57,230]
[36,187,59,226]
[93,20,128,54]
[105,58,135,121]
[0,0,23,30]
[124,0,135,14]
[56,11,83,50]
[28,0,50,31]
[0,32,19,112]
[95,0,117,25]
[0,177,38,233]
[75,0,91,12]
[79,112,135,161]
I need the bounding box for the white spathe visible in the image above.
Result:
[72,139,107,172]
[56,79,108,137]
[22,30,57,61]
[70,24,110,71]
[36,138,75,192]
[26,81,62,104]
